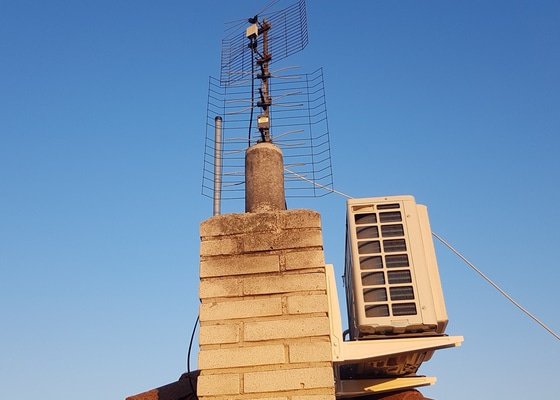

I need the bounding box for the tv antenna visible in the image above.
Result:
[202,0,334,213]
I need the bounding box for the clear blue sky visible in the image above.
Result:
[1,1,559,399]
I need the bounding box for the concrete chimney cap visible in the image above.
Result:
[245,142,286,213]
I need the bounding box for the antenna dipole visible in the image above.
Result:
[247,17,272,143]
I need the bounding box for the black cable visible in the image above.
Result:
[187,315,200,399]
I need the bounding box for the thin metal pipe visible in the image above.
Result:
[213,116,223,216]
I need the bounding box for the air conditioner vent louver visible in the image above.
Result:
[344,195,449,338]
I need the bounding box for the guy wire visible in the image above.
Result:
[432,232,560,342]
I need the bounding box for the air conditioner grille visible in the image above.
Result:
[358,241,381,254]
[357,226,379,239]
[355,213,377,225]
[383,239,407,253]
[346,195,449,337]
[387,270,412,284]
[359,256,383,270]
[353,202,419,320]
[392,303,417,316]
[381,224,404,237]
[377,203,400,210]
[364,288,388,302]
[362,272,385,286]
[386,254,409,268]
[365,304,390,317]
[389,286,415,301]
[379,211,402,223]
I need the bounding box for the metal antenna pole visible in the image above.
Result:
[257,19,272,142]
[213,116,223,216]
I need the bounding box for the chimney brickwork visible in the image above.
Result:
[197,209,336,400]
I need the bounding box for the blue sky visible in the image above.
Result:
[1,1,559,399]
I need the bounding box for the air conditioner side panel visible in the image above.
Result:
[417,204,448,333]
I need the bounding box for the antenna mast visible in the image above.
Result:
[247,16,272,143]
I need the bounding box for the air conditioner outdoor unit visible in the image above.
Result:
[345,195,448,339]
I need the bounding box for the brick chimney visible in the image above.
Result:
[197,205,335,398]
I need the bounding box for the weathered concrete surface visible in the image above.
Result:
[245,142,286,213]
[199,209,321,238]
[197,209,335,400]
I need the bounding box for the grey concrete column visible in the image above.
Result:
[245,142,286,213]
